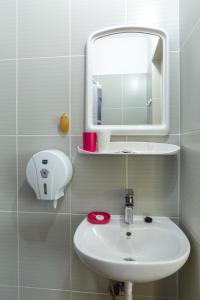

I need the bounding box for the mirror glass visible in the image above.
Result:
[92,32,163,126]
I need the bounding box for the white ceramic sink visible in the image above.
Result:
[74,216,190,283]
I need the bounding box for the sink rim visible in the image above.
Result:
[74,215,190,266]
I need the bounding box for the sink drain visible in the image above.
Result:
[123,257,136,261]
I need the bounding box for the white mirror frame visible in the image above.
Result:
[85,26,169,135]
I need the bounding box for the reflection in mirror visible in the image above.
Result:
[92,33,163,126]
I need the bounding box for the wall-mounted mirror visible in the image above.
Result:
[86,26,169,135]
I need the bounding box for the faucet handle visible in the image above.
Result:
[125,189,134,206]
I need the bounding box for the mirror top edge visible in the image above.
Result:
[87,25,168,44]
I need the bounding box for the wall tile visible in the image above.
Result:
[18,136,70,213]
[18,58,69,135]
[126,0,179,51]
[128,154,178,217]
[179,223,200,300]
[71,0,125,55]
[180,23,200,133]
[0,137,17,211]
[0,0,16,59]
[71,136,126,214]
[170,52,180,134]
[180,132,200,241]
[18,0,69,58]
[180,0,200,46]
[127,135,179,217]
[71,57,85,135]
[72,214,110,293]
[72,292,175,300]
[0,212,18,286]
[0,61,16,135]
[19,287,70,300]
[127,134,180,145]
[0,286,18,300]
[19,213,70,290]
[72,293,110,300]
[135,274,177,298]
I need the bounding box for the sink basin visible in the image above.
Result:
[73,215,190,283]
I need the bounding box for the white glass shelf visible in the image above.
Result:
[77,142,180,156]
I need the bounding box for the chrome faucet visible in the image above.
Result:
[124,189,134,224]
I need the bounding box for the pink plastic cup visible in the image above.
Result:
[83,132,97,152]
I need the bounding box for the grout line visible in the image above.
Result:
[18,55,85,60]
[177,4,181,295]
[0,210,18,213]
[0,55,85,63]
[15,0,19,297]
[19,286,71,292]
[68,0,73,296]
[180,129,200,135]
[18,211,71,215]
[125,136,128,189]
[0,135,17,137]
[0,58,16,62]
[0,283,177,299]
[0,134,182,138]
[16,134,82,137]
[12,133,182,137]
[70,291,109,296]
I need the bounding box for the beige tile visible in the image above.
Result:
[179,223,200,300]
[19,213,70,289]
[180,0,200,46]
[170,52,180,135]
[127,135,179,217]
[71,0,125,55]
[134,274,177,298]
[126,0,179,51]
[127,134,180,145]
[0,0,16,59]
[72,292,111,300]
[0,61,16,135]
[19,0,69,58]
[18,136,70,213]
[18,58,69,135]
[0,286,18,300]
[71,57,85,135]
[0,137,17,211]
[19,287,70,300]
[0,212,18,286]
[180,23,200,133]
[180,132,200,241]
[71,136,126,214]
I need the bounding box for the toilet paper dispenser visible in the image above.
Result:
[26,150,73,208]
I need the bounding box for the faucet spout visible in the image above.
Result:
[124,189,134,224]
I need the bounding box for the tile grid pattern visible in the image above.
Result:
[0,0,179,299]
[179,0,200,299]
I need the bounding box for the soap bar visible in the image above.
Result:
[87,211,110,224]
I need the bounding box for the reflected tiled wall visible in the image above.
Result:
[179,0,200,299]
[0,0,179,299]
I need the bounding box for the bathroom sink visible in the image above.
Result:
[73,215,190,282]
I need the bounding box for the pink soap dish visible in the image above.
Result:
[87,211,110,224]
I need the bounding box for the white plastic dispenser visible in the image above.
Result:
[26,150,73,208]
